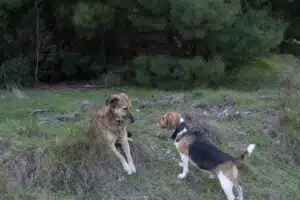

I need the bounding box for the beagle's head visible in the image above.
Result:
[158,111,181,130]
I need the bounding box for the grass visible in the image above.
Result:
[0,85,299,200]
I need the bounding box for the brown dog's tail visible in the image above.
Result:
[232,144,256,164]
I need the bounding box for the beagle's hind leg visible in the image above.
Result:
[217,171,236,200]
[234,182,243,200]
[177,153,189,179]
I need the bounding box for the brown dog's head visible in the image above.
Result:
[158,111,181,130]
[106,92,135,124]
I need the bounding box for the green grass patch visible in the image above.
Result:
[0,85,299,200]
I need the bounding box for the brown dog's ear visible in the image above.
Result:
[106,95,120,107]
[119,92,131,107]
[119,92,129,98]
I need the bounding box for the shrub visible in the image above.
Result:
[217,10,287,67]
[275,55,300,164]
[201,56,226,85]
[131,55,226,88]
[175,55,226,85]
[278,55,300,128]
[101,71,125,87]
[131,55,153,86]
[0,58,33,88]
[72,2,115,38]
[0,165,8,196]
[59,55,103,80]
[170,0,240,39]
[228,57,280,89]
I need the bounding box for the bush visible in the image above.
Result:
[217,10,287,67]
[57,55,104,81]
[131,55,226,89]
[170,0,240,39]
[278,55,300,127]
[101,71,125,87]
[228,57,280,89]
[275,55,300,164]
[0,0,289,87]
[0,165,8,196]
[175,56,225,85]
[72,2,115,38]
[0,58,33,88]
[131,55,153,86]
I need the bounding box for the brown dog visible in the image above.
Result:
[90,92,136,175]
[158,111,256,200]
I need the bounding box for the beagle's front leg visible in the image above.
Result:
[177,153,189,179]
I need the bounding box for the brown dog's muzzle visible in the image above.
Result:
[124,111,135,124]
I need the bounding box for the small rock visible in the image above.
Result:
[0,139,10,163]
[74,100,95,112]
[39,113,82,124]
[0,139,9,154]
[28,108,50,115]
[263,189,281,200]
[241,111,251,116]
[135,94,193,109]
[203,111,209,116]
[220,94,236,106]
[262,117,281,138]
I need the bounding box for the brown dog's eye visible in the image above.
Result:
[123,107,128,110]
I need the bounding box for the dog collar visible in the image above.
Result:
[171,121,188,141]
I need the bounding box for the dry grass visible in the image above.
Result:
[0,165,8,195]
[276,55,300,165]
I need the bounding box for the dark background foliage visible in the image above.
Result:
[0,0,299,88]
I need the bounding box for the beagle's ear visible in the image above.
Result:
[160,112,178,130]
[159,115,168,128]
[165,112,176,129]
[159,112,180,129]
[106,95,120,107]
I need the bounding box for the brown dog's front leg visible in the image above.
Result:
[109,143,133,175]
[121,138,136,174]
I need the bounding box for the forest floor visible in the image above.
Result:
[1,84,300,200]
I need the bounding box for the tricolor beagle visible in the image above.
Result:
[159,111,256,200]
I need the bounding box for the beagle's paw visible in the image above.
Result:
[177,173,187,179]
